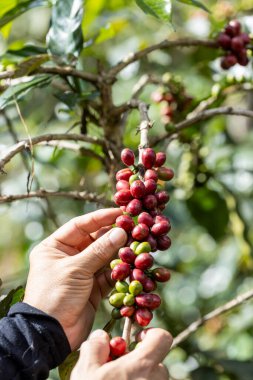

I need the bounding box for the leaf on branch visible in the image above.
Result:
[0,75,51,109]
[0,286,24,319]
[46,0,84,64]
[14,54,50,77]
[176,0,210,13]
[135,0,172,23]
[58,351,80,380]
[5,44,47,60]
[0,0,52,29]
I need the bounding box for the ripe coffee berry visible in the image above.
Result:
[116,215,135,233]
[126,199,142,216]
[135,308,153,327]
[156,190,170,205]
[155,152,166,167]
[130,180,146,199]
[135,293,161,310]
[134,253,154,270]
[110,337,126,357]
[157,235,171,250]
[116,180,130,191]
[138,212,154,227]
[142,148,156,169]
[143,278,157,293]
[146,234,158,252]
[152,267,171,282]
[114,190,132,206]
[144,169,158,182]
[151,221,171,237]
[119,247,136,264]
[121,148,135,166]
[111,263,131,281]
[130,268,147,285]
[120,306,135,317]
[132,223,149,241]
[116,168,133,181]
[157,167,174,181]
[142,194,157,210]
[144,179,157,194]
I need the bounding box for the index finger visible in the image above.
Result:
[48,208,122,250]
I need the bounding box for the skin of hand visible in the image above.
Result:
[24,208,127,350]
[71,328,172,380]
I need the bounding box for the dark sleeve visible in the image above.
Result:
[0,302,71,380]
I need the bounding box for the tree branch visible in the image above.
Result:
[0,133,105,173]
[172,288,253,349]
[107,39,217,78]
[0,189,113,207]
[151,107,253,146]
[122,317,132,349]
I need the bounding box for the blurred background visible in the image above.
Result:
[1,0,253,379]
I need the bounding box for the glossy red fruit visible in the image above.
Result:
[225,24,237,37]
[152,267,171,282]
[144,179,157,195]
[120,305,135,317]
[142,194,157,210]
[110,337,126,357]
[135,293,161,310]
[237,53,249,66]
[138,212,154,227]
[116,215,135,233]
[143,278,157,293]
[114,190,133,206]
[141,148,156,169]
[132,223,149,241]
[121,148,135,166]
[229,20,241,35]
[130,268,147,285]
[231,36,244,51]
[130,180,146,199]
[155,191,170,205]
[111,263,131,281]
[144,169,158,182]
[151,221,171,237]
[135,308,153,326]
[135,253,154,270]
[146,234,157,252]
[154,215,169,223]
[221,54,237,69]
[157,167,174,181]
[119,247,136,264]
[155,152,166,167]
[217,32,231,49]
[116,180,130,191]
[116,168,133,181]
[126,199,142,216]
[240,32,250,46]
[157,235,171,251]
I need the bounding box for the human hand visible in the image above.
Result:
[71,328,172,380]
[24,208,127,350]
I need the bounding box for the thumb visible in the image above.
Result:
[78,330,110,371]
[75,227,127,274]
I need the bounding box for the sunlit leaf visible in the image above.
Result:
[0,286,24,319]
[176,0,210,12]
[58,351,80,380]
[135,0,172,23]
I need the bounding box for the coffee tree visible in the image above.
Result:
[0,1,253,379]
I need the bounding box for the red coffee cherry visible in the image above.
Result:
[152,267,171,282]
[231,36,244,51]
[228,20,241,35]
[142,194,157,210]
[130,180,146,199]
[116,215,135,233]
[154,215,169,223]
[155,191,170,205]
[121,148,135,166]
[118,247,136,264]
[126,199,142,216]
[241,32,250,46]
[144,169,158,182]
[157,167,174,181]
[138,212,154,227]
[157,235,171,250]
[144,179,157,195]
[135,308,153,326]
[142,278,157,293]
[116,168,133,181]
[237,53,249,66]
[155,152,166,167]
[114,190,132,206]
[221,54,237,69]
[135,293,161,310]
[217,32,231,50]
[130,268,147,285]
[135,253,154,270]
[110,337,127,357]
[225,24,237,37]
[141,148,156,169]
[111,263,131,281]
[116,180,130,191]
[132,223,149,241]
[120,306,135,317]
[146,234,158,252]
[151,221,171,237]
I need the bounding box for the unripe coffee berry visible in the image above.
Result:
[141,148,156,169]
[129,173,139,184]
[126,199,142,216]
[123,293,135,306]
[109,293,126,308]
[115,281,129,293]
[111,262,131,281]
[118,247,136,264]
[121,148,135,166]
[111,308,122,319]
[110,337,126,357]
[129,280,143,296]
[135,241,152,255]
[110,259,122,269]
[134,253,154,270]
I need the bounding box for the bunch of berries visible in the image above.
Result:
[108,147,173,357]
[217,20,251,70]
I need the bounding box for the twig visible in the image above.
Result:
[151,106,253,146]
[172,288,253,349]
[138,102,152,150]
[108,39,217,78]
[0,189,113,206]
[122,317,132,349]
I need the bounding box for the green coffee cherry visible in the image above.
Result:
[129,342,137,351]
[109,293,125,308]
[123,293,135,306]
[135,242,151,255]
[115,281,129,293]
[110,259,122,269]
[111,308,122,319]
[129,280,143,296]
[130,241,140,253]
[129,174,139,184]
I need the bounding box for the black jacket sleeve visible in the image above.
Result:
[0,302,71,380]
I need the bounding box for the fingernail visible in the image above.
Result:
[89,329,107,340]
[109,228,127,246]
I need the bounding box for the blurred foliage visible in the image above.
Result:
[0,0,253,379]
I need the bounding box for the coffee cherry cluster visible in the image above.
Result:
[108,147,173,357]
[217,20,251,70]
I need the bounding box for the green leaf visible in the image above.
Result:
[58,351,80,380]
[0,286,24,319]
[135,0,172,23]
[0,74,51,109]
[46,0,84,63]
[7,44,47,58]
[13,54,50,77]
[176,0,210,13]
[191,367,219,380]
[0,0,52,29]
